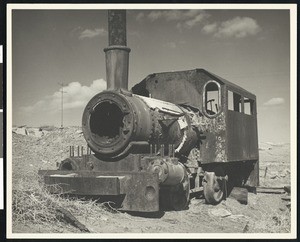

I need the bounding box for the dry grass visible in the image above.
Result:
[220,195,291,233]
[11,128,292,234]
[248,208,291,233]
[12,170,109,232]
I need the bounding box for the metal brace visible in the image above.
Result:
[216,175,228,181]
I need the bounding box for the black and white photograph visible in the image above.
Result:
[0,109,2,210]
[7,4,296,239]
[0,45,2,110]
[0,45,2,159]
[0,44,3,213]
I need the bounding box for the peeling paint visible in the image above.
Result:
[189,111,227,163]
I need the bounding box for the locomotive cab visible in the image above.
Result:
[132,68,259,202]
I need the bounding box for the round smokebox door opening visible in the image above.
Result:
[90,101,124,144]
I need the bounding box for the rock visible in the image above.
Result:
[229,187,248,205]
[284,186,291,194]
[31,129,49,138]
[209,208,231,218]
[243,222,249,233]
[190,198,205,205]
[100,216,108,221]
[279,206,287,211]
[31,129,43,138]
[281,196,291,201]
[13,127,28,136]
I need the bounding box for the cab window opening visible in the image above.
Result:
[244,98,254,115]
[228,90,242,112]
[204,81,221,117]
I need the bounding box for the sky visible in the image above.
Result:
[11,8,291,143]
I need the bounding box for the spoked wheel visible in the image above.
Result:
[202,171,225,204]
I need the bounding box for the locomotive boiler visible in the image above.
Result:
[39,10,259,212]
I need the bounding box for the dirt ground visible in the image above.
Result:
[11,126,292,235]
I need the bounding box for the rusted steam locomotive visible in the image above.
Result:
[39,10,259,212]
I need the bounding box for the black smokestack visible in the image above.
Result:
[104,10,131,90]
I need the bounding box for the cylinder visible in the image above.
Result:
[163,162,186,186]
[148,158,185,186]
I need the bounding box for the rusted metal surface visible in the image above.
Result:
[43,172,125,195]
[104,46,130,90]
[108,10,127,46]
[104,10,131,90]
[39,169,159,212]
[40,153,190,212]
[132,68,258,165]
[132,70,205,109]
[226,111,258,161]
[82,90,199,160]
[132,68,256,110]
[59,154,187,187]
[256,186,285,194]
[245,160,259,187]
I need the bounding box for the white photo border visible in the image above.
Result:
[6,3,297,239]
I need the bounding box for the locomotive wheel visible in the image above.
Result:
[160,172,190,211]
[203,171,224,205]
[169,172,190,211]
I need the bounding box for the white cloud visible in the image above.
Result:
[214,17,261,38]
[79,28,107,39]
[180,12,208,29]
[202,22,217,34]
[263,97,285,106]
[137,10,209,30]
[20,79,107,114]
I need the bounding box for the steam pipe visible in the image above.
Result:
[104,10,131,90]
